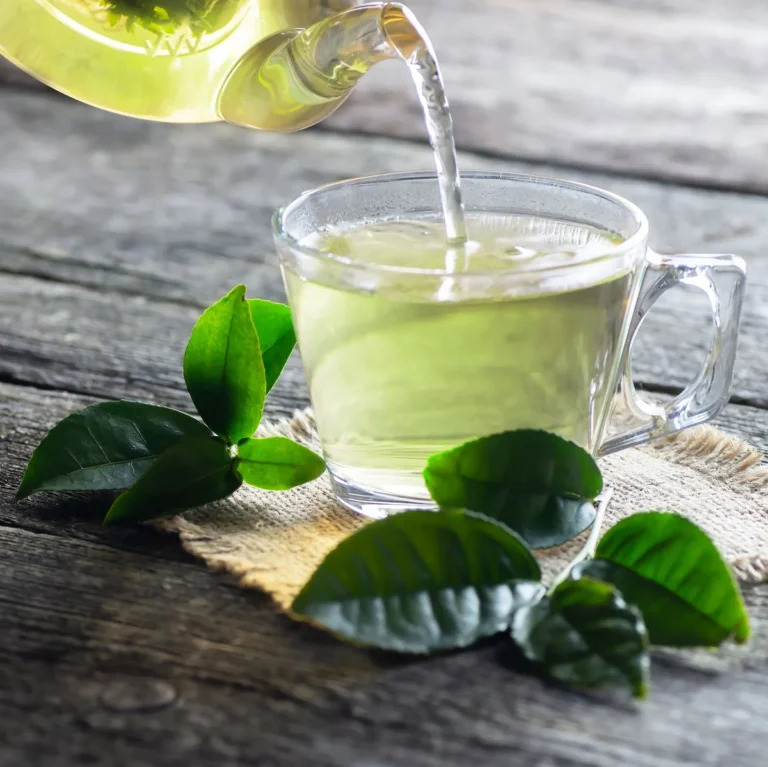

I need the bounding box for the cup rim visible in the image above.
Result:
[272,170,649,277]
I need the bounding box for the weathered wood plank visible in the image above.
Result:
[4,0,768,190]
[2,518,768,767]
[327,0,768,192]
[0,274,308,419]
[1,90,767,408]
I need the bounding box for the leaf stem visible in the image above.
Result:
[549,487,613,593]
[579,487,613,562]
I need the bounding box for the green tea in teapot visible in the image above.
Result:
[0,2,399,125]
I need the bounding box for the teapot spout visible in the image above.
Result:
[218,3,424,132]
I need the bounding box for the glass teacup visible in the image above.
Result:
[274,172,745,517]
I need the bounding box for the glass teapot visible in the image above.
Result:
[0,0,420,131]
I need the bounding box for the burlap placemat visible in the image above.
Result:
[158,410,768,610]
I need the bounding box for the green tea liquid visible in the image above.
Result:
[284,214,635,507]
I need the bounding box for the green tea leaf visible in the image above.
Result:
[510,578,649,698]
[17,401,212,499]
[292,509,543,653]
[104,437,242,524]
[236,437,325,490]
[103,0,218,35]
[424,431,602,548]
[575,512,750,646]
[248,299,296,392]
[183,285,266,443]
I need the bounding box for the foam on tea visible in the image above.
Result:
[284,214,635,508]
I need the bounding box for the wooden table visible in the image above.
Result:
[3,2,768,764]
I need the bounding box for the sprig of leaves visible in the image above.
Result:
[292,431,751,699]
[17,285,324,523]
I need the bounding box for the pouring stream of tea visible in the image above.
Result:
[382,6,468,255]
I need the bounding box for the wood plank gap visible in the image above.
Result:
[0,513,199,567]
[0,262,206,311]
[314,124,768,199]
[0,370,111,401]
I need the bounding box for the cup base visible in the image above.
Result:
[329,471,438,519]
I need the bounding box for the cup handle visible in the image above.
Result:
[598,250,747,456]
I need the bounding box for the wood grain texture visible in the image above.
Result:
[2,530,768,767]
[333,0,768,191]
[4,0,768,189]
[5,520,768,767]
[2,83,768,766]
[3,381,768,767]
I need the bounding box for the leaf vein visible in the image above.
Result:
[84,423,111,463]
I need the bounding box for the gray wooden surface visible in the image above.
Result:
[2,2,768,763]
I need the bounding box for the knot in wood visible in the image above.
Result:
[99,678,177,714]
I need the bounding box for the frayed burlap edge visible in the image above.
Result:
[644,425,768,581]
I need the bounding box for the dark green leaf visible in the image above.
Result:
[424,430,602,548]
[183,285,266,443]
[575,512,750,646]
[292,509,543,653]
[236,437,325,490]
[17,400,212,499]
[510,578,649,698]
[104,437,242,524]
[248,299,296,392]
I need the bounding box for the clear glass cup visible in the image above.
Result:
[273,172,746,517]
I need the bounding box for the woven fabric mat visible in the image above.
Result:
[158,410,768,610]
